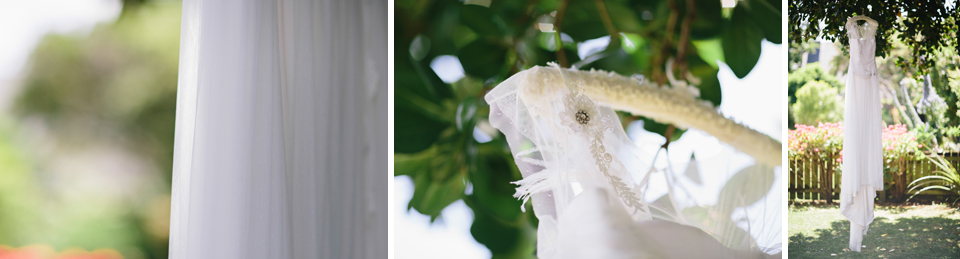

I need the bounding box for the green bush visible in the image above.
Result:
[792,81,843,126]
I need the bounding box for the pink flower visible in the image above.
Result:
[814,148,819,152]
[918,144,923,148]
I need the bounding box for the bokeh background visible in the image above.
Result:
[395,0,782,258]
[0,0,179,258]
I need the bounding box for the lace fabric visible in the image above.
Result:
[845,16,879,77]
[485,64,781,258]
[840,15,884,252]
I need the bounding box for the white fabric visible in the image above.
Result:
[168,0,386,258]
[485,64,781,258]
[840,15,883,252]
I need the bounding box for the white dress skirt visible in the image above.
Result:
[840,15,884,252]
[168,0,387,258]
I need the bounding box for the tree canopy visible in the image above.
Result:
[789,0,957,74]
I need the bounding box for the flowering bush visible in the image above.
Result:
[788,122,844,160]
[789,123,923,162]
[0,245,122,259]
[882,124,924,162]
[790,123,928,201]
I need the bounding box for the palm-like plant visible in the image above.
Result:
[907,152,960,204]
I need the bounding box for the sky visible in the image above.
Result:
[404,40,784,258]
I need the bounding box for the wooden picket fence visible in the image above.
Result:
[788,152,960,203]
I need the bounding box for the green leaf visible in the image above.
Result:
[409,35,432,61]
[395,101,450,153]
[692,38,725,69]
[687,56,722,107]
[721,5,763,78]
[562,0,641,42]
[456,97,479,132]
[536,32,576,52]
[470,142,524,222]
[581,48,642,77]
[721,5,763,79]
[620,33,645,54]
[421,1,464,57]
[409,168,466,219]
[748,0,782,44]
[685,0,725,40]
[395,148,436,176]
[395,30,454,102]
[719,164,775,206]
[457,39,508,79]
[466,195,536,258]
[460,4,504,37]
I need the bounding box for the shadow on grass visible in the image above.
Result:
[789,216,960,258]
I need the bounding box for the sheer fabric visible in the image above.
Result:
[168,0,386,258]
[485,64,781,258]
[840,15,883,252]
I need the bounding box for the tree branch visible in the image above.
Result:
[516,0,540,30]
[595,0,619,41]
[654,0,679,85]
[555,0,571,68]
[676,0,696,77]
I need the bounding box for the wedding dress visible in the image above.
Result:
[840,15,884,252]
[168,0,386,258]
[485,64,781,258]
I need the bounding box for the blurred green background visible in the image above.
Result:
[0,0,179,258]
[395,0,781,257]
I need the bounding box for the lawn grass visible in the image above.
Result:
[788,202,960,258]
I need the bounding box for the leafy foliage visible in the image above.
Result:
[6,2,179,258]
[907,153,960,203]
[786,63,842,129]
[787,63,843,102]
[789,0,957,74]
[787,40,819,72]
[395,0,781,256]
[792,81,843,126]
[929,45,960,125]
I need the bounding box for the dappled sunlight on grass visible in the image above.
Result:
[789,203,960,258]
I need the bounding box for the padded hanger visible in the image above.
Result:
[522,64,782,166]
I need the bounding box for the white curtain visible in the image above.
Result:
[168,0,386,258]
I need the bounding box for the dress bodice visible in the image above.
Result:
[846,16,878,77]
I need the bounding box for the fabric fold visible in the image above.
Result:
[168,0,386,258]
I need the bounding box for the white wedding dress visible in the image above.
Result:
[840,15,884,252]
[485,64,781,258]
[168,0,386,258]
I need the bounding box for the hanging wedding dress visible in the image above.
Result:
[485,64,781,258]
[840,15,884,252]
[168,0,386,258]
